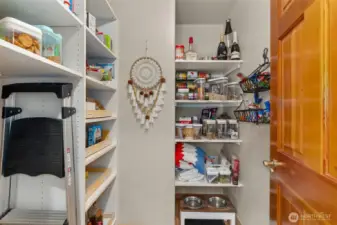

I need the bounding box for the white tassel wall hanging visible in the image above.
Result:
[127,41,166,130]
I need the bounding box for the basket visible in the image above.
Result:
[234,108,270,124]
[239,72,270,93]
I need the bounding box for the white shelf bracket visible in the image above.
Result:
[224,64,241,77]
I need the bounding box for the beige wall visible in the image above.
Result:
[110,0,176,224]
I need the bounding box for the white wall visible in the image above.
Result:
[110,0,175,225]
[228,0,271,225]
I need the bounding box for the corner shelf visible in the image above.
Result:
[175,60,243,71]
[175,179,243,187]
[104,213,116,225]
[0,40,82,78]
[87,0,117,25]
[86,115,117,124]
[86,110,113,119]
[86,27,118,60]
[86,75,117,91]
[85,139,117,166]
[85,168,117,212]
[0,0,83,26]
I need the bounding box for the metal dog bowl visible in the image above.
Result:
[208,196,227,209]
[184,196,203,209]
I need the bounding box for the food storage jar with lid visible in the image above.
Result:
[192,124,202,139]
[216,119,227,139]
[176,88,189,100]
[176,124,185,139]
[206,119,216,139]
[35,25,63,64]
[227,119,239,139]
[226,82,241,100]
[195,78,206,100]
[208,77,229,100]
[206,167,219,183]
[183,124,194,140]
[0,17,42,55]
[219,167,232,184]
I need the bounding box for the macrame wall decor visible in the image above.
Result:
[127,41,166,130]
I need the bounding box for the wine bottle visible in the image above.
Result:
[217,33,227,60]
[231,31,241,60]
[225,19,233,60]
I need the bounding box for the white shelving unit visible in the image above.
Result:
[175,180,244,187]
[0,1,119,225]
[175,138,243,144]
[175,60,243,71]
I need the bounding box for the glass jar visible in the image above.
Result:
[216,119,227,139]
[206,119,216,139]
[219,167,231,184]
[195,78,206,100]
[208,77,228,100]
[227,83,241,100]
[227,119,239,139]
[176,88,189,100]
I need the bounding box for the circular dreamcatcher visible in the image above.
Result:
[127,43,166,130]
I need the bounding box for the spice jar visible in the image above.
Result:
[205,119,216,139]
[226,82,241,100]
[193,124,202,139]
[183,124,194,140]
[195,78,206,100]
[176,123,185,139]
[227,119,239,139]
[219,167,231,184]
[216,119,227,139]
[176,88,189,100]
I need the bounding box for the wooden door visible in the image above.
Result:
[270,0,337,224]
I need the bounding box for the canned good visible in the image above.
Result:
[176,45,185,60]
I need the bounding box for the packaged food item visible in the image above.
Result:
[96,31,104,43]
[192,124,202,139]
[0,17,42,55]
[104,34,113,50]
[176,72,187,80]
[198,72,210,79]
[205,119,216,139]
[35,25,63,64]
[176,123,185,139]
[227,119,239,139]
[96,63,115,80]
[179,117,192,124]
[95,209,103,225]
[187,71,198,80]
[176,88,189,100]
[175,45,185,60]
[206,167,219,183]
[188,93,194,100]
[87,124,102,147]
[183,125,194,140]
[219,167,231,184]
[216,119,227,139]
[231,155,240,185]
[195,78,206,100]
[192,116,199,124]
[86,12,96,33]
[86,101,96,111]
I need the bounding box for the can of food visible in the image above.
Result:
[176,45,185,60]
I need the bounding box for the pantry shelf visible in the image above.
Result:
[85,168,117,212]
[175,138,243,144]
[87,0,117,25]
[86,110,113,119]
[103,214,116,225]
[86,27,118,60]
[0,0,83,26]
[85,140,117,166]
[175,179,243,188]
[86,75,117,91]
[0,39,82,78]
[175,60,243,71]
[86,115,117,124]
[175,100,242,107]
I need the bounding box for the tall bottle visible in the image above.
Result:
[185,36,198,60]
[231,31,241,60]
[225,19,233,60]
[217,33,227,60]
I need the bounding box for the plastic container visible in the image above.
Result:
[183,125,194,140]
[208,77,229,100]
[227,82,241,100]
[205,119,216,139]
[176,88,189,100]
[35,25,63,64]
[216,119,227,139]
[219,167,231,184]
[0,17,42,55]
[227,119,239,139]
[176,123,185,139]
[193,124,202,139]
[195,78,206,100]
[206,167,219,183]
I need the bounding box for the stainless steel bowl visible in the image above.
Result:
[184,196,203,209]
[208,196,227,209]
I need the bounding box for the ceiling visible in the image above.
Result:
[176,0,237,24]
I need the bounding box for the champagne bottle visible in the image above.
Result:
[217,33,227,60]
[225,19,233,60]
[231,31,241,60]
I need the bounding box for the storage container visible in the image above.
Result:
[35,25,63,64]
[176,123,185,139]
[227,119,239,139]
[219,167,231,184]
[226,82,241,100]
[205,119,216,139]
[193,124,202,139]
[208,77,228,100]
[216,119,227,139]
[195,78,206,100]
[206,167,219,184]
[0,17,42,55]
[183,125,194,140]
[176,88,189,100]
